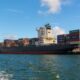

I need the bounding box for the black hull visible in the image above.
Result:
[0,44,78,54]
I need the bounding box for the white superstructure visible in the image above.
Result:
[37,24,55,45]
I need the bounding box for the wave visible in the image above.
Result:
[0,71,13,80]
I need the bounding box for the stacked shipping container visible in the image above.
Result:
[69,29,80,44]
[57,29,80,45]
[57,34,67,44]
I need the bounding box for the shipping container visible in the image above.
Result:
[69,29,80,34]
[57,29,80,44]
[69,29,80,42]
[69,34,79,41]
[69,35,79,39]
[70,41,80,45]
[57,34,67,44]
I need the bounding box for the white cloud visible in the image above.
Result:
[41,0,61,13]
[39,0,71,14]
[53,26,65,38]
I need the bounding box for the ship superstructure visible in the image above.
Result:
[37,24,55,45]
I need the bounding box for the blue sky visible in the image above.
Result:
[0,0,80,41]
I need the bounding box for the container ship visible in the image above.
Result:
[0,24,79,54]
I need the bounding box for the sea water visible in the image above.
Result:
[0,54,80,80]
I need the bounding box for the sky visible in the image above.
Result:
[0,0,80,41]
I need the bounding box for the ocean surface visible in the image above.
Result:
[0,54,80,80]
